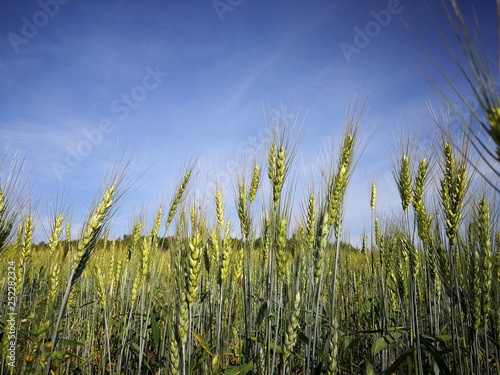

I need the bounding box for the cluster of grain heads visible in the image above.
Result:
[4,98,500,374]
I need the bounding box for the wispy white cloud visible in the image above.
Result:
[0,0,495,244]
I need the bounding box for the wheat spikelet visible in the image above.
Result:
[234,246,243,283]
[66,286,77,311]
[166,169,192,230]
[209,229,219,272]
[215,188,224,229]
[327,130,355,236]
[108,243,116,296]
[178,291,189,346]
[220,221,231,283]
[315,129,353,244]
[190,205,197,231]
[49,215,63,254]
[267,140,277,183]
[150,208,163,261]
[413,159,432,248]
[141,236,151,282]
[249,164,260,204]
[169,329,179,375]
[276,218,287,284]
[187,229,202,307]
[397,154,413,212]
[211,354,219,373]
[114,248,123,291]
[326,318,339,375]
[362,234,367,253]
[328,166,347,235]
[374,217,381,247]
[314,211,330,286]
[128,220,142,261]
[48,259,60,299]
[23,216,33,260]
[273,146,286,209]
[388,271,399,313]
[261,216,270,265]
[65,221,71,256]
[15,217,32,295]
[413,159,427,208]
[152,207,163,238]
[339,132,354,171]
[306,193,316,250]
[237,183,249,238]
[440,142,468,246]
[370,183,376,211]
[283,290,301,364]
[72,185,115,286]
[130,271,140,306]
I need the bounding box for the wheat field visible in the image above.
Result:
[0,99,499,375]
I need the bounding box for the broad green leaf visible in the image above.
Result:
[372,330,403,357]
[420,335,452,375]
[224,360,253,375]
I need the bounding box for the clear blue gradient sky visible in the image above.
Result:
[1,0,497,243]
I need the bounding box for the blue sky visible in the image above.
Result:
[1,0,497,243]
